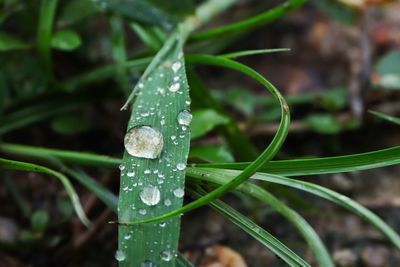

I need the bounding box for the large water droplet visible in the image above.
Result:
[177,110,192,126]
[173,188,184,198]
[140,185,161,206]
[140,260,157,267]
[124,126,163,159]
[176,163,186,171]
[160,250,173,262]
[115,250,126,262]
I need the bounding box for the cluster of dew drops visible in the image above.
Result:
[115,59,192,264]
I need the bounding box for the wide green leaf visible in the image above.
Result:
[191,109,230,139]
[51,30,82,51]
[375,50,400,89]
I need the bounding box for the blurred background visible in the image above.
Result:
[0,0,400,266]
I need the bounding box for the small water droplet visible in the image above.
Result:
[115,250,126,262]
[171,135,176,140]
[176,163,186,171]
[124,234,131,240]
[173,188,184,198]
[140,185,161,206]
[140,260,157,267]
[164,199,172,206]
[159,222,166,227]
[177,110,192,126]
[119,164,125,171]
[160,250,173,262]
[169,83,180,92]
[172,61,181,73]
[124,126,164,159]
[144,169,151,174]
[185,99,191,105]
[127,171,135,177]
[139,208,147,215]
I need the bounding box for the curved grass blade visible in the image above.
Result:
[190,0,306,41]
[3,143,400,178]
[196,145,400,176]
[118,54,290,225]
[197,168,400,248]
[186,169,334,267]
[219,48,290,59]
[369,110,400,125]
[0,157,91,227]
[190,188,311,267]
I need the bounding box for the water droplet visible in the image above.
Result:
[115,250,126,262]
[173,188,184,198]
[171,135,176,140]
[160,250,173,261]
[119,164,125,171]
[177,110,192,126]
[140,260,157,267]
[169,83,180,92]
[176,163,186,171]
[172,61,181,73]
[124,234,131,240]
[185,99,191,105]
[164,199,172,206]
[124,126,164,159]
[139,208,147,215]
[140,185,161,206]
[144,169,151,174]
[127,171,135,177]
[159,222,166,227]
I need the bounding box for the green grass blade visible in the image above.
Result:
[198,168,400,248]
[196,145,400,176]
[186,168,334,267]
[190,0,306,41]
[64,167,118,211]
[61,57,152,91]
[219,48,290,59]
[36,0,58,80]
[0,142,121,168]
[369,110,400,125]
[0,157,90,227]
[110,15,129,95]
[117,27,191,265]
[0,100,81,135]
[3,143,400,178]
[131,23,163,51]
[119,54,290,225]
[190,188,311,267]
